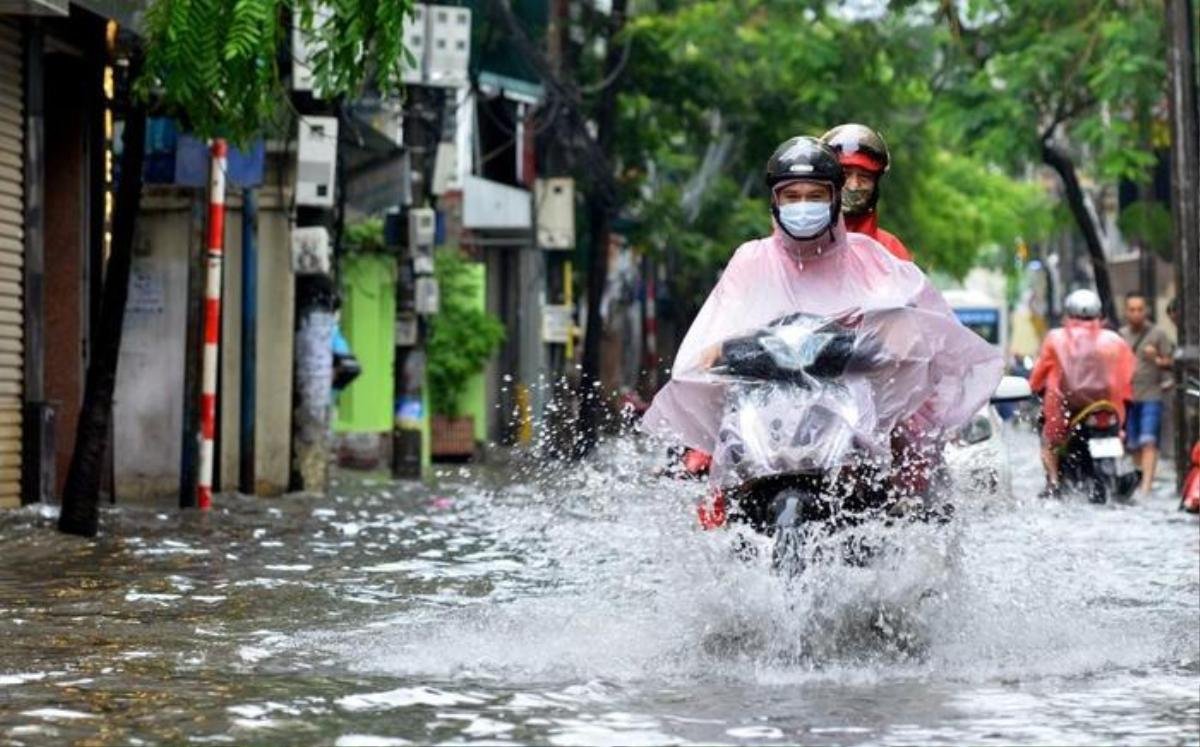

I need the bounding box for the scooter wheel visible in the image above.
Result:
[1088,479,1108,505]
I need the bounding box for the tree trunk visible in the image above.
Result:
[59,84,147,536]
[1163,0,1200,491]
[1041,139,1119,326]
[575,197,612,456]
[573,0,627,457]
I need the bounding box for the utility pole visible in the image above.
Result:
[392,87,435,479]
[538,0,578,458]
[238,188,258,494]
[289,103,340,493]
[1164,0,1200,490]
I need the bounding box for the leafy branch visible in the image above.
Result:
[139,0,415,143]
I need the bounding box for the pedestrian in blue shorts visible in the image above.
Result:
[1119,292,1176,498]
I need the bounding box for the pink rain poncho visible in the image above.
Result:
[642,220,1004,487]
[1028,318,1135,445]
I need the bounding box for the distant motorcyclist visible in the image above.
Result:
[820,124,912,262]
[1029,289,1136,498]
[643,136,1002,526]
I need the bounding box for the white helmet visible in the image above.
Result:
[1064,289,1102,320]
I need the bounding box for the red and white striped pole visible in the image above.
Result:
[197,139,227,510]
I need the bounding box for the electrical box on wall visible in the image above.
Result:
[291,226,331,275]
[401,4,427,84]
[292,23,314,91]
[412,251,434,276]
[415,277,440,315]
[409,207,436,274]
[408,207,436,248]
[431,142,459,195]
[426,4,471,87]
[536,177,576,249]
[296,116,338,207]
[291,7,332,93]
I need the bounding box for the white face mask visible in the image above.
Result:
[777,201,832,239]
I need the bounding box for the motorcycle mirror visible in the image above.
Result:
[991,375,1033,403]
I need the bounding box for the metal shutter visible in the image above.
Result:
[0,21,23,509]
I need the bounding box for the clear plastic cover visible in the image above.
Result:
[642,229,1004,486]
[1029,318,1136,443]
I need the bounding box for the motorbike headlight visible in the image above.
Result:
[957,414,993,446]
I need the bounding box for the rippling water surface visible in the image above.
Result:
[0,427,1197,746]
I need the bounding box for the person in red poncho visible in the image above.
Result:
[1029,289,1136,498]
[820,124,912,262]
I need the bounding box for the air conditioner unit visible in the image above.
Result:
[426,4,471,87]
[536,178,575,249]
[291,226,331,275]
[402,4,428,84]
[296,116,338,207]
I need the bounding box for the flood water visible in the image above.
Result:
[0,427,1197,746]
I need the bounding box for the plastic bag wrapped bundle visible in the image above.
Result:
[707,313,881,486]
[642,229,1004,488]
[702,308,989,486]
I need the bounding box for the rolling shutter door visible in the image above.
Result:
[0,21,24,509]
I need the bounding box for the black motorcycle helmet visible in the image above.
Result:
[765,136,844,241]
[820,123,890,216]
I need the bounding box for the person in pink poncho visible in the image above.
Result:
[1028,289,1136,498]
[642,136,1003,527]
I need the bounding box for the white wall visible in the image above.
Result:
[115,184,295,503]
[114,191,193,502]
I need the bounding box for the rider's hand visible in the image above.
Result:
[698,344,722,370]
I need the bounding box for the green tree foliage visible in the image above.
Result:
[427,250,506,417]
[342,216,387,254]
[932,0,1165,182]
[139,0,414,141]
[926,0,1166,321]
[1118,201,1173,261]
[614,0,1053,321]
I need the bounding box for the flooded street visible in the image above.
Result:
[0,428,1197,746]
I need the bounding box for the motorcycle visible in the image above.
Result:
[698,310,961,573]
[1055,400,1140,504]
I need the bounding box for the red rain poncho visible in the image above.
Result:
[642,220,1003,486]
[845,212,912,262]
[1029,318,1135,445]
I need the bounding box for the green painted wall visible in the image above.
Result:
[335,253,396,433]
[457,262,488,441]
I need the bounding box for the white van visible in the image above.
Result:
[942,288,1008,358]
[941,288,1022,498]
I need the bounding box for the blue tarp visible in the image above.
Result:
[143,118,265,188]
